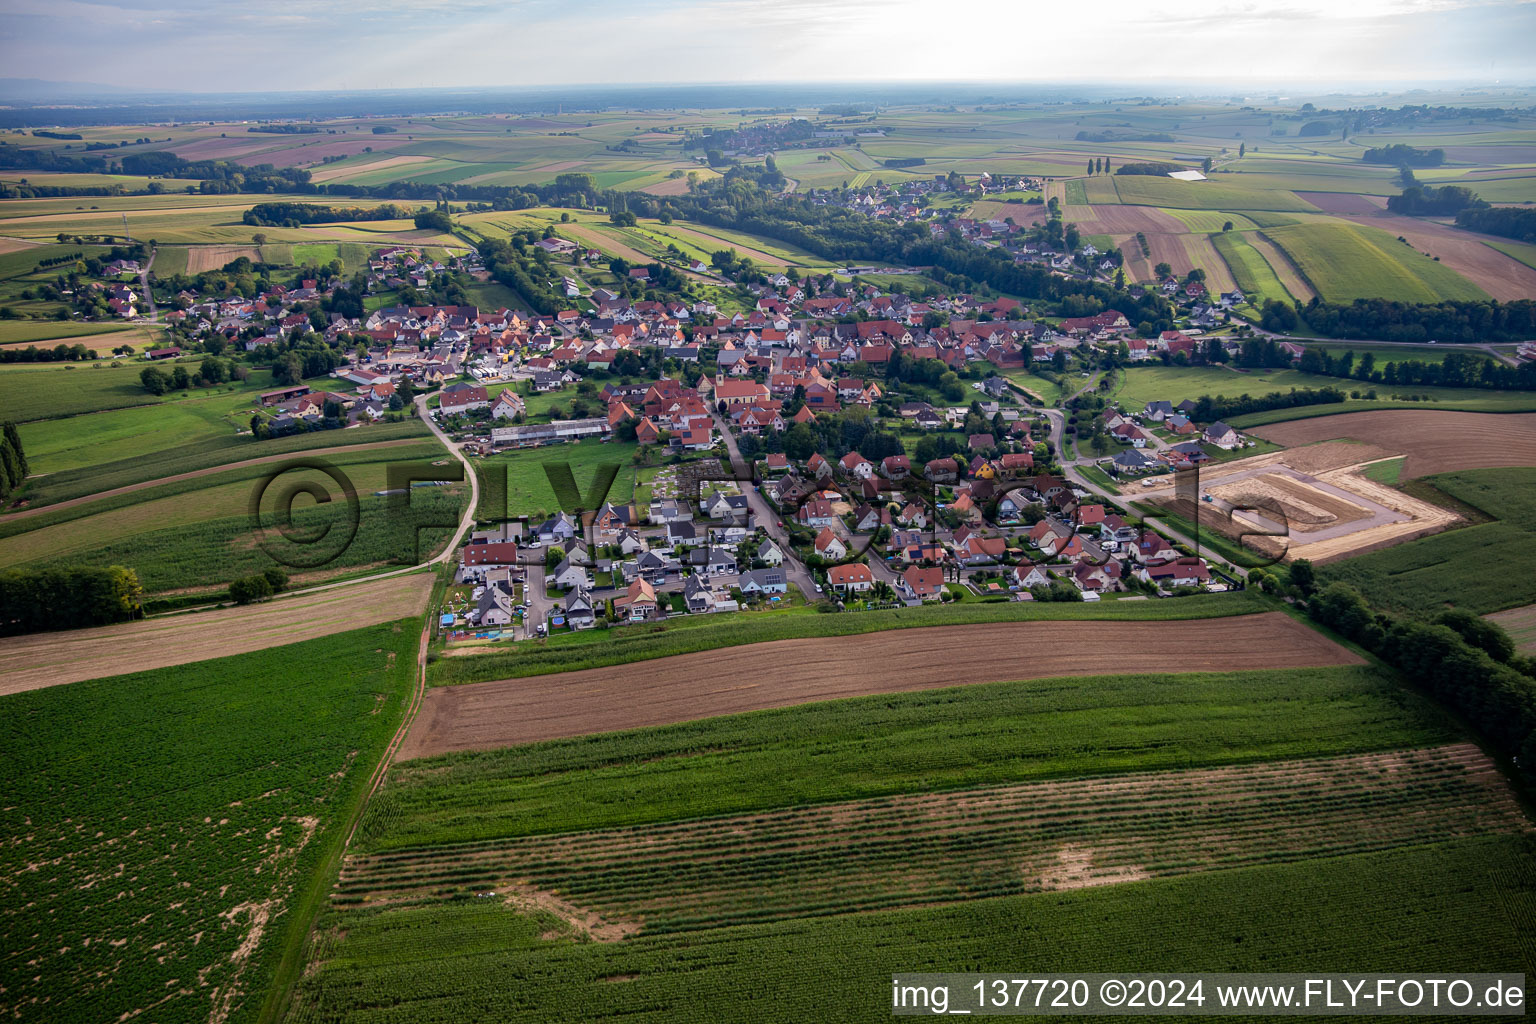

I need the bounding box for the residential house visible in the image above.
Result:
[828,563,875,593]
[439,382,491,415]
[548,557,589,591]
[901,566,946,602]
[614,578,662,621]
[1013,562,1052,589]
[757,538,784,566]
[564,589,597,629]
[1140,556,1211,588]
[1204,421,1241,448]
[739,568,788,596]
[491,389,525,419]
[814,527,848,560]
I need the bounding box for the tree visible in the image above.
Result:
[228,574,274,605]
[783,421,816,460]
[1222,220,1234,232]
[1238,142,1246,158]
[1437,608,1516,663]
[3,421,29,479]
[140,366,169,395]
[1288,558,1317,596]
[1202,156,1214,173]
[1154,262,1172,279]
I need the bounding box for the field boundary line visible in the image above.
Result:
[4,437,428,522]
[256,611,430,1024]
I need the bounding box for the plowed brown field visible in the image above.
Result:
[0,573,433,694]
[1250,410,1536,479]
[400,612,1360,757]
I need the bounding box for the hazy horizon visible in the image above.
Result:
[3,0,1535,97]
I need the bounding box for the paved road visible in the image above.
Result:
[1006,381,1249,579]
[710,407,821,599]
[414,394,481,566]
[137,247,158,323]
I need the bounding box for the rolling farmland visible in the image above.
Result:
[289,653,1535,1022]
[1262,221,1490,303]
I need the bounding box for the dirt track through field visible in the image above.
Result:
[399,612,1360,757]
[0,574,433,695]
[1248,232,1317,300]
[1250,410,1536,480]
[3,437,427,522]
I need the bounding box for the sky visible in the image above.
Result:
[2,0,1534,94]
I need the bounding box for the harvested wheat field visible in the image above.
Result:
[0,573,432,694]
[1250,411,1536,479]
[399,612,1358,757]
[185,244,261,273]
[340,743,1525,931]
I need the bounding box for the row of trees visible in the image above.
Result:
[1296,347,1536,390]
[1184,386,1348,422]
[243,201,412,226]
[0,343,98,364]
[1455,207,1536,244]
[0,421,28,502]
[1298,296,1536,344]
[229,568,289,604]
[0,566,144,635]
[139,356,247,394]
[1306,582,1536,772]
[1386,184,1485,217]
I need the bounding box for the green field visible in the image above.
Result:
[0,319,138,345]
[1362,456,1406,484]
[1485,239,1536,272]
[0,356,274,423]
[474,438,641,521]
[15,373,282,473]
[373,660,1451,847]
[1210,230,1295,304]
[0,440,446,568]
[1109,175,1320,212]
[1320,467,1536,617]
[299,836,1535,1023]
[2,458,464,593]
[0,621,421,1024]
[1263,222,1490,303]
[1110,364,1536,427]
[8,415,431,513]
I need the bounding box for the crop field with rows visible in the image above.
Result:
[285,655,1536,1021]
[0,621,421,1024]
[296,836,1536,1024]
[336,745,1524,933]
